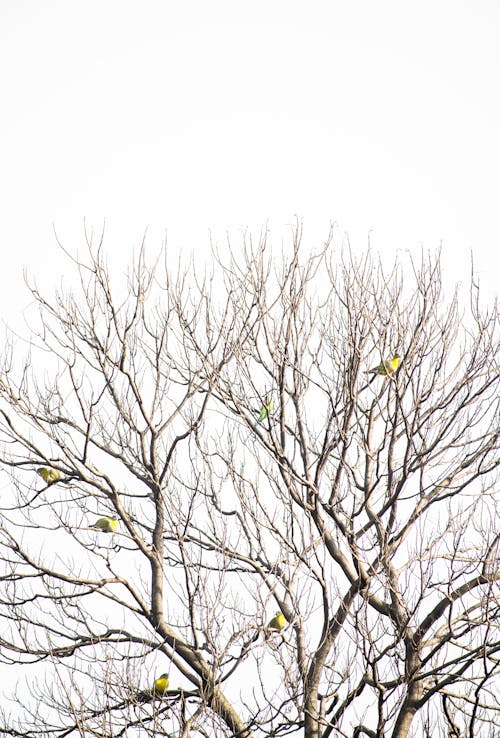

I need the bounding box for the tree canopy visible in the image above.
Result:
[0,227,498,738]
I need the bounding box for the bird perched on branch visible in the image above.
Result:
[136,673,170,702]
[368,354,400,380]
[153,673,170,695]
[255,394,274,426]
[92,517,119,533]
[267,611,286,632]
[36,467,61,484]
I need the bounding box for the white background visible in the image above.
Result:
[1,0,499,324]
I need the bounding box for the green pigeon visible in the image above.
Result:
[136,672,170,702]
[92,517,119,533]
[255,394,274,426]
[368,354,400,378]
[153,673,169,694]
[267,611,286,632]
[36,467,61,484]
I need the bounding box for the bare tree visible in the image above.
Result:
[0,225,498,738]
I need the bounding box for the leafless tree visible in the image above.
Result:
[0,225,498,738]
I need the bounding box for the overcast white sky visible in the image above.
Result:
[1,1,499,323]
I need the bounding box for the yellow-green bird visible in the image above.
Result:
[136,672,170,702]
[153,673,169,694]
[267,611,287,632]
[255,394,274,426]
[36,467,61,484]
[368,354,400,378]
[92,517,119,533]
